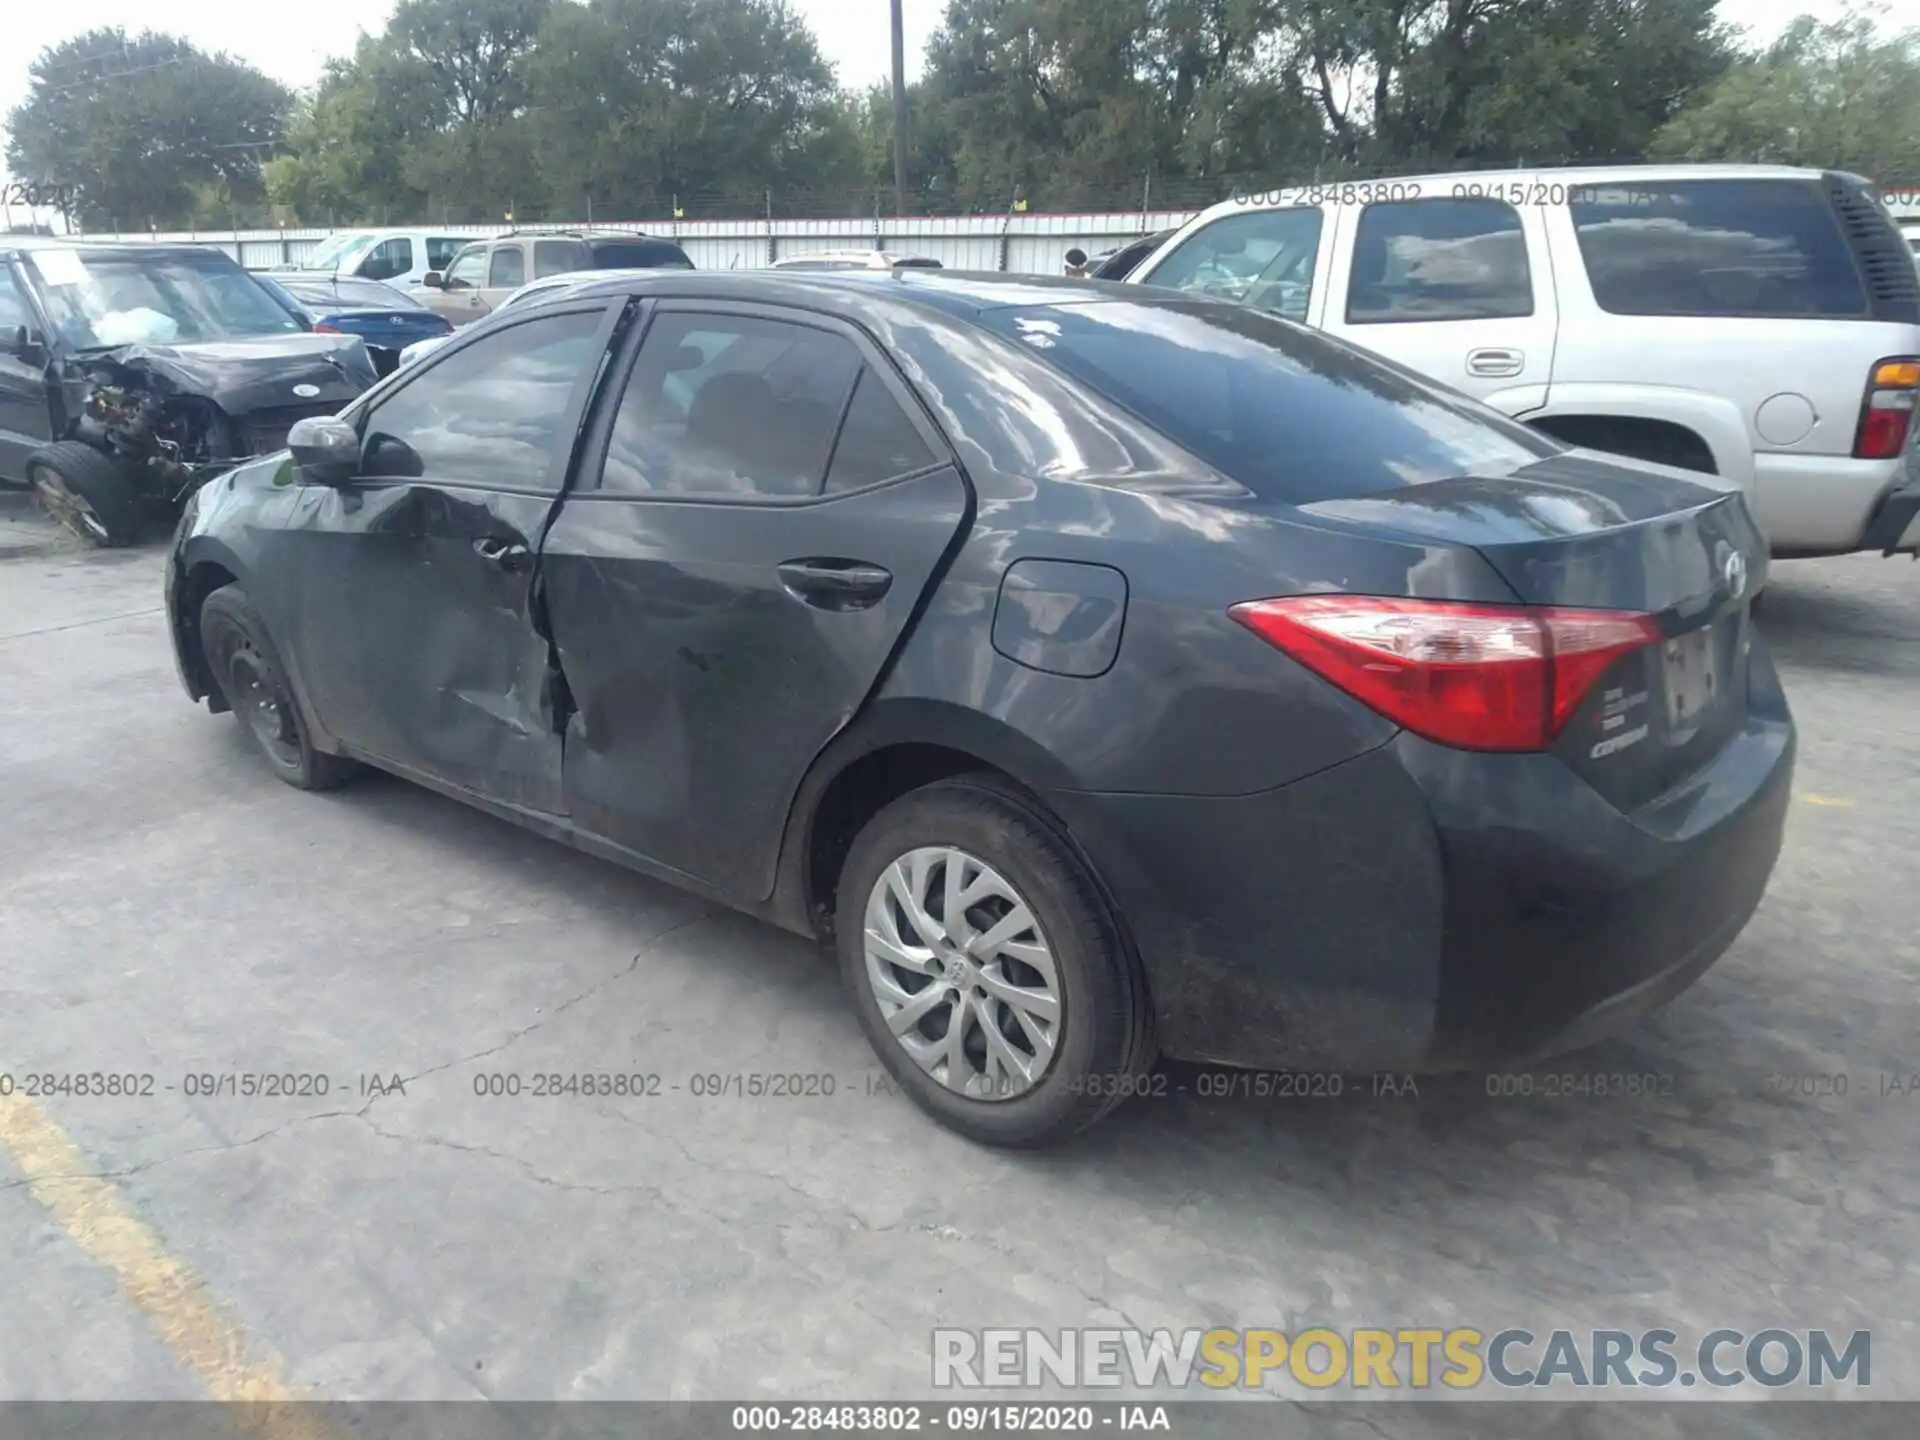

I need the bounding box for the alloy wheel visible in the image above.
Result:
[861,846,1063,1101]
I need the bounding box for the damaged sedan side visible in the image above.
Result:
[0,238,377,546]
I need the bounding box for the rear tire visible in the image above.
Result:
[836,775,1154,1146]
[27,442,143,547]
[199,585,357,791]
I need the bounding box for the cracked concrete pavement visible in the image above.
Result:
[0,490,1916,1427]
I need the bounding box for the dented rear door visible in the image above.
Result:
[538,301,969,903]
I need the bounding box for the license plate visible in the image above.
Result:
[1663,626,1719,732]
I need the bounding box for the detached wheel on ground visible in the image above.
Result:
[837,775,1153,1146]
[199,585,357,791]
[26,442,143,548]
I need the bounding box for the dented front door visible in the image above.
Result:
[276,301,621,813]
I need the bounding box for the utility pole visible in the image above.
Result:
[890,0,909,218]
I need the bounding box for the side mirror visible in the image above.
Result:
[5,325,39,360]
[287,415,360,486]
[420,271,443,289]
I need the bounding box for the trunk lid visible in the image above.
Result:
[1300,450,1768,809]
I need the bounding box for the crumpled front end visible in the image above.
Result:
[55,334,375,501]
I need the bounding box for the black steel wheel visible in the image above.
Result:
[199,585,357,791]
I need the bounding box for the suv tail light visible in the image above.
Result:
[311,320,343,334]
[1854,358,1919,459]
[1229,596,1662,753]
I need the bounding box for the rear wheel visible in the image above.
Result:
[27,443,143,547]
[836,775,1153,1146]
[200,585,357,791]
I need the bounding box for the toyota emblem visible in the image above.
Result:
[1718,543,1748,601]
[291,383,321,399]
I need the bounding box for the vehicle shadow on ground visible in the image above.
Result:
[1758,567,1919,678]
[301,755,1823,1244]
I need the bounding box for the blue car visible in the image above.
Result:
[257,274,453,376]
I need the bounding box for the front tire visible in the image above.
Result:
[836,775,1153,1146]
[27,443,143,547]
[199,585,357,791]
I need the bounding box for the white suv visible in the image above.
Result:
[1127,165,1920,558]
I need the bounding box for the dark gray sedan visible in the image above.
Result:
[164,270,1793,1146]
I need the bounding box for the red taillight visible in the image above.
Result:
[1229,596,1662,753]
[312,320,342,334]
[1854,357,1919,459]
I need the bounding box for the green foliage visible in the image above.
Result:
[6,29,292,229]
[1651,6,1920,182]
[9,3,1919,231]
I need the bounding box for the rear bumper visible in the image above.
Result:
[1859,473,1920,554]
[1751,451,1913,555]
[1050,651,1795,1074]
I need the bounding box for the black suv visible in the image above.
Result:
[0,238,377,546]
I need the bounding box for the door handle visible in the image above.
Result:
[777,558,894,611]
[1466,347,1525,378]
[474,536,530,572]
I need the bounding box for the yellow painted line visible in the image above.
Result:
[1798,793,1855,808]
[0,1089,333,1439]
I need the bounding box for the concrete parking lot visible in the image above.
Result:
[0,487,1915,1422]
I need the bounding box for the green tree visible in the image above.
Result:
[523,0,861,217]
[1651,6,1920,182]
[263,41,440,224]
[7,30,292,230]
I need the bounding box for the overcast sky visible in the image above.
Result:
[0,0,1840,182]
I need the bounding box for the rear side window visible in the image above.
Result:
[427,237,466,270]
[982,299,1560,503]
[489,246,526,288]
[586,240,694,270]
[600,311,861,497]
[1141,208,1323,319]
[824,370,937,492]
[534,240,586,279]
[1570,180,1867,318]
[1346,199,1531,323]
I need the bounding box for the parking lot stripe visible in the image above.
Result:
[0,1089,334,1437]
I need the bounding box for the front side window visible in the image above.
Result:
[442,246,487,289]
[426,237,467,271]
[1141,208,1324,319]
[1346,199,1532,323]
[359,309,604,490]
[1570,180,1867,319]
[29,251,306,347]
[489,246,526,289]
[357,237,413,282]
[600,311,862,497]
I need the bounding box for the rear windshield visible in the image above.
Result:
[979,299,1560,502]
[1569,179,1868,319]
[284,277,423,310]
[586,241,693,270]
